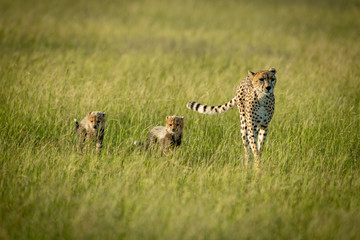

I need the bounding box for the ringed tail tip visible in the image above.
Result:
[186,101,195,109]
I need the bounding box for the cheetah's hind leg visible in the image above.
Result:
[240,125,252,168]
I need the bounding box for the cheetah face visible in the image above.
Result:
[248,68,277,94]
[88,111,106,131]
[165,116,184,134]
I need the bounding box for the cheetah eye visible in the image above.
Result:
[97,120,100,123]
[91,120,94,123]
[169,124,172,126]
[176,124,179,127]
[259,78,264,82]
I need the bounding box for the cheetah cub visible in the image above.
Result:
[136,116,184,153]
[187,68,277,170]
[74,111,106,153]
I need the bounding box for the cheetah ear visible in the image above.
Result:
[166,116,170,120]
[248,70,256,78]
[269,68,277,74]
[88,112,92,115]
[102,113,106,117]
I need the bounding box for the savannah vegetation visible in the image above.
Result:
[1,0,359,239]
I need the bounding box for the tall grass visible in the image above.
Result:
[1,0,359,239]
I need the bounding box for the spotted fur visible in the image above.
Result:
[186,68,277,170]
[74,111,106,153]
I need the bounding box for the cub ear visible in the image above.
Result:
[166,116,170,120]
[102,112,106,117]
[269,68,277,74]
[88,112,92,115]
[248,70,256,78]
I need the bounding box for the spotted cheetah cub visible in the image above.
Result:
[187,68,277,170]
[137,116,184,153]
[74,111,106,153]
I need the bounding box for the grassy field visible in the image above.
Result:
[1,0,360,239]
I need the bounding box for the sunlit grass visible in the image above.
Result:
[0,0,359,239]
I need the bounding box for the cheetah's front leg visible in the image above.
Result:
[96,141,103,154]
[96,128,104,154]
[238,108,252,167]
[257,125,268,158]
[247,121,261,171]
[241,128,252,167]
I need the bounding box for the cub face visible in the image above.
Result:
[87,111,106,131]
[165,116,184,134]
[249,68,277,94]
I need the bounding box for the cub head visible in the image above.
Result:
[248,68,277,94]
[165,116,184,134]
[87,111,106,131]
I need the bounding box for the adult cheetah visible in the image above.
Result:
[186,68,277,170]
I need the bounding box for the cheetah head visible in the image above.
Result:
[87,111,106,131]
[248,68,277,94]
[165,116,184,135]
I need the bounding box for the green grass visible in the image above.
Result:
[1,0,360,239]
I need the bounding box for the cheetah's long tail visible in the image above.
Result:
[186,96,237,115]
